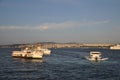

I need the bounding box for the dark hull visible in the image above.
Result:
[12,56,42,59]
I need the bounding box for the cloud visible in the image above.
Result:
[35,20,110,30]
[0,20,110,30]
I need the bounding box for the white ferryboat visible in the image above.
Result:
[110,44,120,50]
[85,51,108,62]
[36,46,51,55]
[12,47,43,59]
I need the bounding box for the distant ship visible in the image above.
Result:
[85,51,108,62]
[110,44,120,50]
[12,47,43,59]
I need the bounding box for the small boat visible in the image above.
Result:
[110,44,120,50]
[12,47,43,59]
[85,51,108,62]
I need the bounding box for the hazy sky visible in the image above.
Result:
[0,0,120,45]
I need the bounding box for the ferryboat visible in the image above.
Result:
[12,47,43,59]
[110,44,120,50]
[85,51,108,62]
[36,46,51,55]
[41,48,51,55]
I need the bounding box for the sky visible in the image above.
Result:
[0,0,120,45]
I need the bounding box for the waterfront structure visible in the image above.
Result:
[0,43,112,48]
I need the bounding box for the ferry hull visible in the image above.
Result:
[12,56,42,59]
[12,51,43,59]
[110,47,120,50]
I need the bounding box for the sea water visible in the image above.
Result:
[0,48,120,80]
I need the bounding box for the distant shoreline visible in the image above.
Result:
[0,42,114,49]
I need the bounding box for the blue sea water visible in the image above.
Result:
[0,48,120,80]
